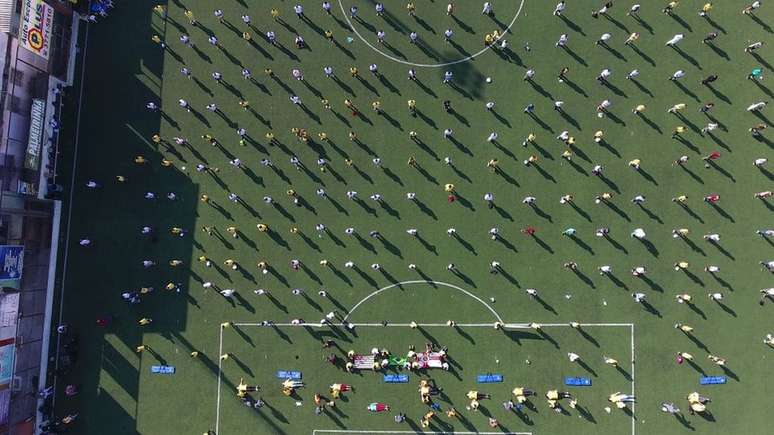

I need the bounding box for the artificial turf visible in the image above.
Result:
[55,1,773,434]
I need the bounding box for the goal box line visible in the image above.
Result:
[313,431,532,435]
[231,322,635,328]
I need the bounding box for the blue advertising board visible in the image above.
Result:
[0,246,24,280]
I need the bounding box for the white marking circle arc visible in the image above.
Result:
[337,0,527,68]
[342,280,504,323]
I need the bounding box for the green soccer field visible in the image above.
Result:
[55,0,774,434]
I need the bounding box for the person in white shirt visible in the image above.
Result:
[670,70,686,81]
[666,34,684,46]
[553,1,566,16]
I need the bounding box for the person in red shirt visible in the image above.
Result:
[521,226,536,236]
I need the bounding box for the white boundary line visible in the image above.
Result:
[233,322,633,328]
[49,21,90,426]
[337,0,527,67]
[215,324,224,434]
[631,324,636,435]
[313,431,532,435]
[217,322,635,435]
[343,280,504,323]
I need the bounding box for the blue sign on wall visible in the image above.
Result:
[0,246,24,280]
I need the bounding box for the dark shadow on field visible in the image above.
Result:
[444,60,485,100]
[533,295,557,315]
[641,300,662,318]
[641,276,664,293]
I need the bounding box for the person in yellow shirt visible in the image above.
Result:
[324,30,333,42]
[116,175,126,182]
[672,126,686,138]
[138,318,153,326]
[238,100,249,110]
[668,103,687,113]
[633,104,646,114]
[624,32,640,45]
[674,323,694,333]
[672,194,688,203]
[674,261,689,270]
[242,31,251,41]
[628,159,641,169]
[270,8,280,21]
[594,130,604,143]
[523,132,536,146]
[673,228,690,238]
[184,10,196,25]
[561,149,573,160]
[484,33,494,46]
[676,293,692,303]
[604,356,619,366]
[487,159,499,172]
[349,66,358,77]
[444,183,455,193]
[699,3,712,17]
[371,101,381,112]
[663,1,679,15]
[161,159,173,167]
[200,194,209,203]
[420,410,433,427]
[226,226,238,238]
[134,156,146,164]
[257,223,268,232]
[406,2,416,16]
[136,345,146,353]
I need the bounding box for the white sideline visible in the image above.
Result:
[314,431,532,435]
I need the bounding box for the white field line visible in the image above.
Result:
[215,324,224,434]
[232,322,634,328]
[314,431,532,435]
[335,0,527,68]
[631,323,636,435]
[343,280,504,323]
